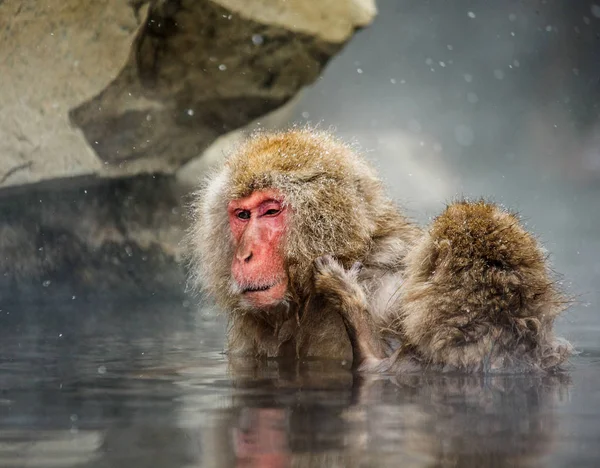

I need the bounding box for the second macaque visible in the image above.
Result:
[187,129,572,373]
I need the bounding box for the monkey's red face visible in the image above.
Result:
[228,189,289,309]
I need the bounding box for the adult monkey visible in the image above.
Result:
[187,129,572,373]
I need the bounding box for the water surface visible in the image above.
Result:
[0,300,598,468]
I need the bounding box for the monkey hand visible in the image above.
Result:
[313,255,366,309]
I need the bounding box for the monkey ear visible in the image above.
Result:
[405,235,452,284]
[431,239,452,272]
[420,237,441,278]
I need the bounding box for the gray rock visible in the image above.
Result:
[0,175,189,304]
[0,0,376,188]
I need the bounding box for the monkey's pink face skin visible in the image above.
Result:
[228,189,289,309]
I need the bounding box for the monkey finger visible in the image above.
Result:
[313,254,336,270]
[350,261,363,275]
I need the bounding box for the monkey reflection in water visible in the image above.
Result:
[187,128,573,373]
[232,407,290,467]
[218,361,570,467]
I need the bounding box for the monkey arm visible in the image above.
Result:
[313,255,390,370]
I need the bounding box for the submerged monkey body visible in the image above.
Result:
[187,129,572,373]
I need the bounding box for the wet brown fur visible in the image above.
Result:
[187,129,572,373]
[395,201,572,372]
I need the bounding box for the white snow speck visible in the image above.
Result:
[455,125,474,147]
[467,92,479,104]
[408,119,422,133]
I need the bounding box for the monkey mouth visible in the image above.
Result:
[235,279,288,308]
[242,284,274,293]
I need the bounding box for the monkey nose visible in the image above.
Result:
[237,251,253,263]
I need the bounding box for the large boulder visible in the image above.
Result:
[0,0,376,189]
[0,0,376,302]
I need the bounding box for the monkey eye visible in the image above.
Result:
[264,208,280,216]
[236,210,251,220]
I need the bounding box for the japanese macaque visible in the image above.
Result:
[187,128,572,373]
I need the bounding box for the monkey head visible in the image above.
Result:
[188,129,390,313]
